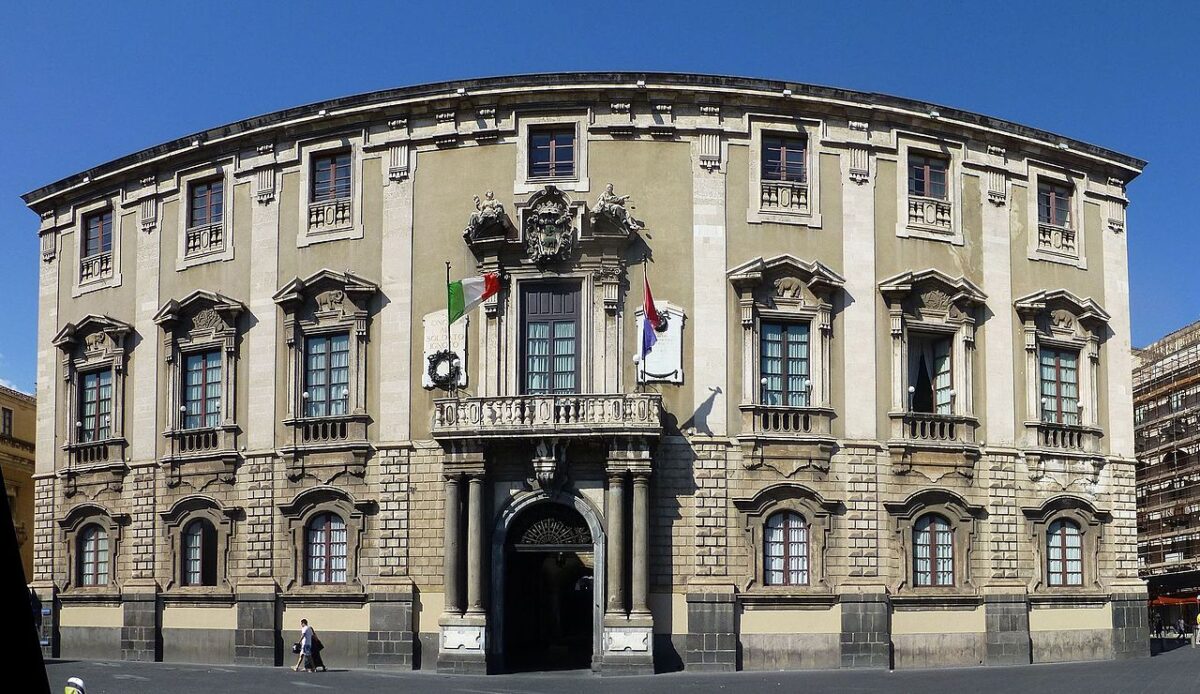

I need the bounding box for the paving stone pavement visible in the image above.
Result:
[41,642,1200,694]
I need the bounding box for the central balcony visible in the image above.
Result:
[431,393,663,440]
[887,411,981,479]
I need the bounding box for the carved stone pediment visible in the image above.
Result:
[1014,289,1109,342]
[53,314,132,360]
[523,186,577,264]
[154,290,244,347]
[728,254,845,324]
[878,269,985,326]
[274,269,377,326]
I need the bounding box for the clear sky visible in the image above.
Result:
[1,1,1196,392]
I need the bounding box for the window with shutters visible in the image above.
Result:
[181,518,218,587]
[1040,347,1080,425]
[78,524,109,587]
[521,283,581,395]
[304,333,350,417]
[1046,518,1083,587]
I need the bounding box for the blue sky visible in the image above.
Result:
[0,1,1196,392]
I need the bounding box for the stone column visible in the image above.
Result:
[630,471,650,617]
[466,473,485,615]
[442,473,463,615]
[606,470,627,616]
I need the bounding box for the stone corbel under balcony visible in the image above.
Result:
[161,425,241,488]
[736,404,835,476]
[280,414,372,482]
[886,412,981,481]
[1024,421,1105,483]
[60,438,129,497]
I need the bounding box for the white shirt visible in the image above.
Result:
[300,624,314,652]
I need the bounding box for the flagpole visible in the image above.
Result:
[445,260,454,397]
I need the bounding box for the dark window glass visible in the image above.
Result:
[528,127,576,178]
[182,519,218,586]
[189,179,224,228]
[909,334,953,414]
[304,333,350,417]
[913,514,954,586]
[1038,181,1072,226]
[1047,519,1083,586]
[83,211,113,258]
[763,511,809,585]
[305,512,347,584]
[312,152,352,202]
[79,369,113,442]
[908,154,949,200]
[762,135,807,182]
[78,524,109,587]
[2,407,11,437]
[183,350,222,429]
[1040,348,1080,425]
[522,284,580,394]
[760,322,811,407]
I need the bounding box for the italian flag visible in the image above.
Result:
[448,273,500,324]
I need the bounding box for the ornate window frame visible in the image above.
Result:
[746,116,825,227]
[52,315,132,473]
[728,255,844,460]
[1025,161,1088,269]
[71,196,124,297]
[160,495,238,593]
[154,290,244,478]
[274,269,377,478]
[279,486,374,594]
[1022,495,1110,597]
[733,483,840,596]
[1014,290,1109,466]
[885,489,983,596]
[894,132,965,245]
[175,161,235,269]
[58,502,127,594]
[295,133,366,248]
[514,112,590,195]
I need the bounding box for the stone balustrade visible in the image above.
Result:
[738,404,833,438]
[432,393,663,439]
[79,251,112,282]
[185,222,225,258]
[1035,421,1101,453]
[760,179,809,214]
[887,411,980,448]
[907,195,952,231]
[1037,223,1077,255]
[66,438,120,466]
[308,197,352,234]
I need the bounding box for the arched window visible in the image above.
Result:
[305,512,347,584]
[763,511,809,586]
[1047,519,1083,586]
[78,524,109,587]
[181,518,218,587]
[913,514,954,586]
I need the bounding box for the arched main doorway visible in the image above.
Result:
[498,500,598,671]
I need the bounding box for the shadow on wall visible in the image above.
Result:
[680,386,722,436]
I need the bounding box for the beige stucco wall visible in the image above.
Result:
[893,605,984,634]
[60,604,123,628]
[162,604,237,630]
[280,604,370,632]
[739,605,841,634]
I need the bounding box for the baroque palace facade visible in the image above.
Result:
[22,73,1147,674]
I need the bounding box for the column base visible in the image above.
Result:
[436,613,488,674]
[684,588,737,672]
[597,614,654,675]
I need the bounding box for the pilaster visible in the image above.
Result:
[378,151,415,441]
[683,582,737,672]
[131,204,161,462]
[246,169,279,451]
[840,141,877,440]
[980,153,1016,444]
[366,579,416,669]
[690,139,727,435]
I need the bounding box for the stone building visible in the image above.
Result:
[21,72,1148,673]
[0,384,36,578]
[1134,321,1200,608]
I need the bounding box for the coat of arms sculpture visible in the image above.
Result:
[524,186,576,263]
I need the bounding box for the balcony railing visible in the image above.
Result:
[432,393,663,439]
[907,195,952,232]
[760,179,809,214]
[1037,223,1077,256]
[282,414,370,452]
[889,411,978,446]
[739,404,833,438]
[65,438,124,467]
[308,197,352,234]
[79,251,112,282]
[1033,421,1101,453]
[185,222,225,258]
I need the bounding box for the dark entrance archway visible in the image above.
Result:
[503,502,595,671]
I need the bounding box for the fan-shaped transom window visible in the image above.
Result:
[78,524,109,587]
[1047,519,1083,586]
[764,511,809,586]
[913,513,954,586]
[305,512,347,584]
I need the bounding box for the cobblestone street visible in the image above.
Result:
[43,642,1200,694]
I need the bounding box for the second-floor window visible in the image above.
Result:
[522,284,579,395]
[183,350,222,429]
[909,333,953,415]
[529,127,576,178]
[79,369,113,442]
[2,407,11,437]
[83,210,113,258]
[1038,181,1072,227]
[760,322,810,407]
[908,154,948,200]
[311,152,352,203]
[189,179,223,228]
[762,135,808,183]
[1040,347,1079,425]
[305,333,350,417]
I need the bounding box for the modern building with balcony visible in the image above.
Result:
[21,72,1147,673]
[1134,321,1200,612]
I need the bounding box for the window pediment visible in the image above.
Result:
[160,494,241,526]
[732,482,842,518]
[879,269,985,325]
[154,290,244,347]
[274,269,378,328]
[1014,289,1109,343]
[729,254,845,321]
[53,314,132,359]
[884,488,984,523]
[1020,494,1111,526]
[58,502,128,532]
[278,485,375,521]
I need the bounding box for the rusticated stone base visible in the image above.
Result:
[684,592,737,672]
[840,593,890,669]
[121,593,158,662]
[985,594,1032,666]
[234,593,278,666]
[367,591,415,669]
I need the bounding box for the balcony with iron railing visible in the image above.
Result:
[431,393,663,440]
[308,197,352,234]
[79,251,113,282]
[907,195,953,233]
[759,179,810,214]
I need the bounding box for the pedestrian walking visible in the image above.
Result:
[1177,617,1187,641]
[311,626,327,672]
[1153,613,1163,638]
[1193,613,1199,648]
[293,618,315,672]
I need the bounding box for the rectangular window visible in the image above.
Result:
[1,407,11,437]
[760,322,811,407]
[908,154,949,200]
[182,350,222,429]
[304,333,350,417]
[82,210,113,258]
[79,369,113,443]
[1040,347,1080,425]
[1038,180,1072,227]
[522,283,580,394]
[528,127,576,178]
[909,334,953,414]
[311,152,352,203]
[189,179,224,228]
[762,135,808,182]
